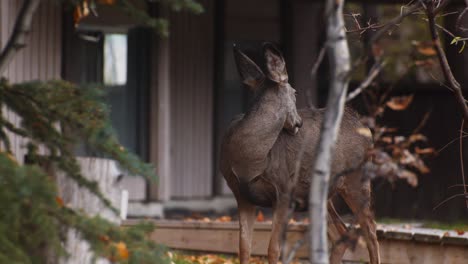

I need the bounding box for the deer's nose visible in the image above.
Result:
[297,120,303,128]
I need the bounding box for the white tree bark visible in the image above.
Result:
[0,0,41,74]
[308,0,351,263]
[57,157,124,264]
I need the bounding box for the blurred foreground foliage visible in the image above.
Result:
[0,79,168,263]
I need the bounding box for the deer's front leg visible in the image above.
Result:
[238,198,256,264]
[268,195,289,264]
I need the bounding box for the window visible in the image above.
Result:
[104,34,127,85]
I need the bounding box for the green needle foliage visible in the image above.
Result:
[0,79,168,263]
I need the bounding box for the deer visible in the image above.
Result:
[220,43,380,264]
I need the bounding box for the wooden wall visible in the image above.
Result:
[0,0,62,162]
[154,0,215,199]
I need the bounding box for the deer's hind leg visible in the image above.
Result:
[338,175,380,264]
[327,200,354,264]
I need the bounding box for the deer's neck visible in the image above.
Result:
[230,91,286,179]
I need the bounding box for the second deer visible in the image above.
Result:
[220,43,380,264]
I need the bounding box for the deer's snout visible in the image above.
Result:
[291,118,303,135]
[296,119,303,128]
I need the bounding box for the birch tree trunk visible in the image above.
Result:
[309,1,351,263]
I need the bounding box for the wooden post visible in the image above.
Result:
[149,6,172,202]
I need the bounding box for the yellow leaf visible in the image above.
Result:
[115,242,129,260]
[356,127,372,138]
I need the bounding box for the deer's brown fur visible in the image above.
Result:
[220,43,380,264]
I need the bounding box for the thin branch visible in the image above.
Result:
[433,193,467,211]
[311,43,328,78]
[0,0,41,74]
[459,119,468,208]
[370,3,422,44]
[426,3,468,124]
[437,134,468,153]
[346,60,387,102]
[285,239,305,264]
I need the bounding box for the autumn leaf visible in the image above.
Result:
[398,169,418,187]
[409,134,427,143]
[114,241,129,260]
[73,1,90,26]
[73,5,83,26]
[98,0,116,4]
[372,43,383,58]
[356,127,372,138]
[256,211,265,222]
[98,235,110,243]
[216,216,232,222]
[414,59,435,68]
[380,136,393,144]
[55,196,64,207]
[417,46,437,56]
[386,95,414,111]
[415,147,435,155]
[455,229,465,235]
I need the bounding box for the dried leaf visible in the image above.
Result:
[256,211,265,222]
[417,46,437,56]
[386,95,414,111]
[98,0,116,4]
[413,158,430,174]
[414,59,435,68]
[380,136,393,144]
[73,5,83,26]
[455,229,465,235]
[356,127,372,138]
[372,44,383,58]
[55,196,64,207]
[400,150,417,165]
[98,235,110,243]
[409,134,427,143]
[415,147,435,155]
[216,216,232,222]
[398,169,418,187]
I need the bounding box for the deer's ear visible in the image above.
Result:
[233,46,265,90]
[263,43,288,83]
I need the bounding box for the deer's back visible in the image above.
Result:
[220,107,372,208]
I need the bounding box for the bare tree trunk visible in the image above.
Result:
[309,0,350,263]
[0,0,41,74]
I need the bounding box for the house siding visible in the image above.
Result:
[0,0,62,162]
[168,0,215,198]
